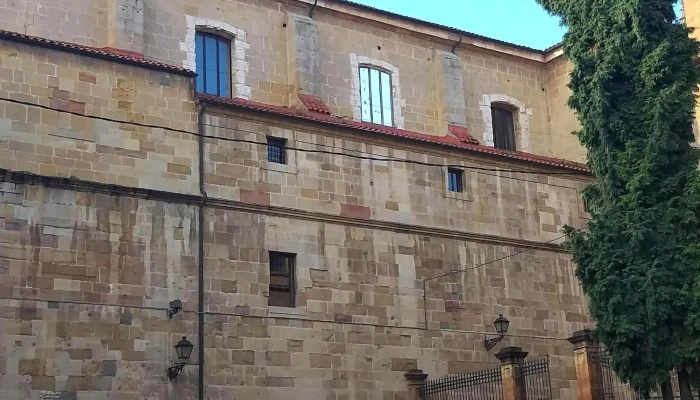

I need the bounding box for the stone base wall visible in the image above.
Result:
[0,181,588,400]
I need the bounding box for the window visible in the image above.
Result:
[269,252,295,307]
[448,168,464,193]
[491,106,516,151]
[359,66,393,126]
[583,197,590,213]
[195,32,231,97]
[267,137,287,164]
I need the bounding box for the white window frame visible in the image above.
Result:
[182,16,251,99]
[480,94,533,152]
[350,54,404,129]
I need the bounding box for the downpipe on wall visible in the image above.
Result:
[197,103,208,400]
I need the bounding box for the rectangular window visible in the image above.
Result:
[448,168,464,193]
[492,106,516,151]
[269,252,295,307]
[359,66,393,126]
[195,32,231,97]
[267,137,287,164]
[583,197,590,213]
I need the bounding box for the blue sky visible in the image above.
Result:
[351,0,684,50]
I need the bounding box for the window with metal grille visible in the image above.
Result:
[448,168,464,193]
[267,137,287,164]
[268,252,295,307]
[359,66,393,126]
[491,105,516,151]
[195,32,231,97]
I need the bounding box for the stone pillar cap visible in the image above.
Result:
[495,346,529,363]
[404,369,428,382]
[568,329,595,346]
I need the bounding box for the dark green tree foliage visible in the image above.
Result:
[537,0,700,393]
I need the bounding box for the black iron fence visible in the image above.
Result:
[591,348,700,400]
[419,365,504,400]
[523,356,553,400]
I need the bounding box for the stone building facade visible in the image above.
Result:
[0,0,610,399]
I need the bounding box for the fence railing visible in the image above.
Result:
[419,365,504,400]
[523,356,553,400]
[591,348,700,400]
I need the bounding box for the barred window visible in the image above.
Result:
[359,66,393,126]
[491,105,516,151]
[269,252,295,307]
[267,137,287,164]
[448,168,464,193]
[195,32,231,97]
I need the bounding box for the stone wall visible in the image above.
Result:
[0,0,109,48]
[0,40,198,194]
[202,110,591,244]
[0,180,590,400]
[545,57,585,163]
[0,0,579,160]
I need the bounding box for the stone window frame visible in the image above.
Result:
[350,54,405,129]
[479,94,533,153]
[442,166,475,202]
[259,130,298,175]
[182,15,251,100]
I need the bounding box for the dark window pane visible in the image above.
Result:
[218,38,230,97]
[195,34,205,92]
[204,35,219,94]
[267,137,287,164]
[448,169,463,193]
[269,252,295,307]
[492,106,516,151]
[195,32,231,97]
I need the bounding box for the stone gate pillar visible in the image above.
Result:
[404,369,428,400]
[496,346,528,400]
[568,329,604,400]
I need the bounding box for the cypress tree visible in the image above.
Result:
[537,0,700,393]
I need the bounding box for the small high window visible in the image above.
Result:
[267,137,287,164]
[359,66,393,126]
[448,168,464,193]
[195,32,231,97]
[269,252,296,307]
[491,105,516,151]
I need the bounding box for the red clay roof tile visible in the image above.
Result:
[448,124,480,145]
[198,93,590,174]
[298,94,332,115]
[0,30,194,76]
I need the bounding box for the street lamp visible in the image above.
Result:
[168,336,194,380]
[484,314,510,350]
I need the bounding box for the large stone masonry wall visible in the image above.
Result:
[202,110,591,245]
[0,182,199,400]
[147,0,553,152]
[545,57,586,163]
[0,40,199,194]
[0,39,591,248]
[1,0,570,159]
[0,0,109,48]
[0,181,589,400]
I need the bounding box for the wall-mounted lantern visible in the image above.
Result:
[484,314,510,350]
[168,336,194,380]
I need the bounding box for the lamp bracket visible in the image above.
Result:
[168,363,186,380]
[484,334,504,351]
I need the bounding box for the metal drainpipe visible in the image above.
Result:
[197,103,208,400]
